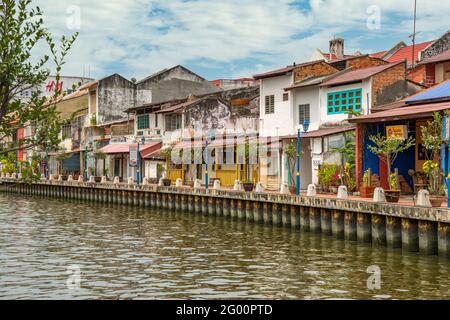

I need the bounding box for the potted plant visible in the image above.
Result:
[421,112,446,207]
[385,173,400,203]
[423,160,445,207]
[368,133,415,203]
[317,163,337,194]
[360,169,375,198]
[242,179,254,192]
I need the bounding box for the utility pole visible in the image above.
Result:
[411,0,418,68]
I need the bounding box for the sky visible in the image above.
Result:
[34,0,450,81]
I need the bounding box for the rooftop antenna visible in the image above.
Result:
[409,0,418,68]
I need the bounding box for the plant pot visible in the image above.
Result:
[162,178,171,187]
[360,186,375,198]
[94,176,102,183]
[385,190,400,203]
[429,195,445,208]
[243,183,254,192]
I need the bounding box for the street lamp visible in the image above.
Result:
[296,120,310,196]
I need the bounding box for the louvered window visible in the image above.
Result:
[265,95,275,114]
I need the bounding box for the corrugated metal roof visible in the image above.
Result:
[405,79,450,103]
[321,61,403,86]
[348,101,450,123]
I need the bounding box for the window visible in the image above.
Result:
[327,89,362,115]
[155,114,159,128]
[298,104,310,125]
[165,114,182,131]
[137,115,150,130]
[265,95,275,114]
[283,93,289,101]
[61,124,71,139]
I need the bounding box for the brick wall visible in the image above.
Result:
[372,62,407,107]
[293,62,338,83]
[347,56,388,70]
[407,64,435,87]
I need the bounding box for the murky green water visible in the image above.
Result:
[0,193,449,300]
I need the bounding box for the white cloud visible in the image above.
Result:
[32,0,450,80]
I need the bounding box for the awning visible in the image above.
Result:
[172,136,260,150]
[348,101,450,123]
[99,141,161,156]
[281,126,355,140]
[143,149,166,160]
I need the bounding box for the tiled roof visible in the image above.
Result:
[370,51,386,59]
[386,41,433,65]
[321,61,403,86]
[419,49,450,65]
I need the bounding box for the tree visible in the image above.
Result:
[421,112,442,161]
[368,133,415,190]
[0,0,78,157]
[421,112,444,195]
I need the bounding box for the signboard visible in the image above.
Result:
[129,145,138,167]
[386,125,407,140]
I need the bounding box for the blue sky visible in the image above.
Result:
[35,0,450,81]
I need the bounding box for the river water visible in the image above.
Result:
[0,193,448,300]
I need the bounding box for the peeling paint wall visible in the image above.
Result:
[97,74,135,124]
[96,66,222,126]
[184,98,231,132]
[421,30,450,60]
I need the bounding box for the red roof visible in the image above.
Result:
[100,141,161,155]
[420,49,450,65]
[348,101,450,123]
[321,61,403,86]
[386,41,433,65]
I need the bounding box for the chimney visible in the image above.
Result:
[329,38,345,59]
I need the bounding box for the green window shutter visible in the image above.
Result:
[137,115,149,130]
[327,89,362,115]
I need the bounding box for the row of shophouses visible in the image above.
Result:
[15,30,450,192]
